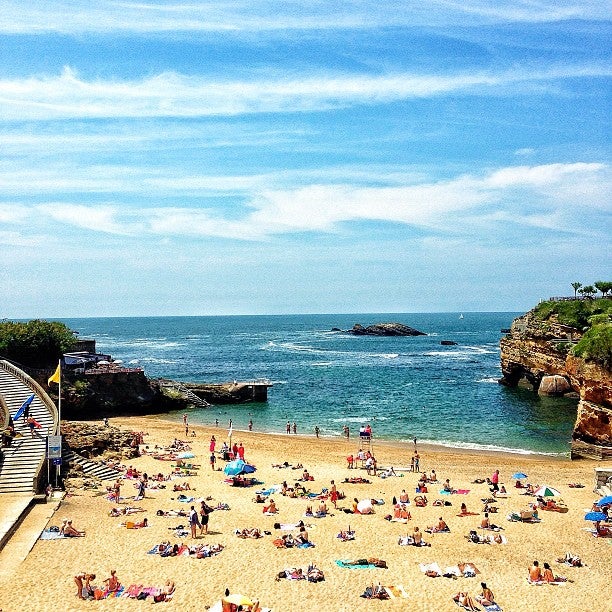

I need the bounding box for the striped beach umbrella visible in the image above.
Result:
[533,485,561,497]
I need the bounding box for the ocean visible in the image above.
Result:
[60,313,578,456]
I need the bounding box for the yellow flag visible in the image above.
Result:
[48,363,61,386]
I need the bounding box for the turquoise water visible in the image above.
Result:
[60,313,578,456]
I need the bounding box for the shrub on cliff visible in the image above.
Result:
[572,323,612,369]
[534,298,612,330]
[0,319,76,368]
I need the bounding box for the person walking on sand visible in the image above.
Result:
[330,480,338,509]
[490,469,500,493]
[189,505,200,539]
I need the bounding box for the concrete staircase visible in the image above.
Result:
[0,361,58,494]
[62,449,122,481]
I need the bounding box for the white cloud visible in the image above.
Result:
[0,1,607,34]
[38,203,138,235]
[0,204,28,223]
[18,162,609,241]
[0,65,609,121]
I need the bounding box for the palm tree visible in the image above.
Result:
[579,285,596,299]
[571,282,582,299]
[594,281,612,297]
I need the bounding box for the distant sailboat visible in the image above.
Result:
[459,314,464,319]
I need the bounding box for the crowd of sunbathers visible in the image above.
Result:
[148,541,224,558]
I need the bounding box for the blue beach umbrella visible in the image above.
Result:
[224,459,256,476]
[584,511,607,522]
[595,496,612,507]
[512,472,528,480]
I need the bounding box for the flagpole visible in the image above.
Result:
[56,359,61,487]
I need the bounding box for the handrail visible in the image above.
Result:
[0,360,59,435]
[0,392,8,431]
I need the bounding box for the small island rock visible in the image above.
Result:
[342,322,426,336]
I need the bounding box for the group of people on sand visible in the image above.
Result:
[60,518,85,537]
[74,569,121,600]
[188,500,214,537]
[452,582,497,611]
[528,560,567,584]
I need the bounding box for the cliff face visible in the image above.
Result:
[500,311,612,459]
[46,370,188,419]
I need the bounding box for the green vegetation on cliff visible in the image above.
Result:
[533,299,612,367]
[534,298,612,330]
[0,319,76,368]
[573,324,612,369]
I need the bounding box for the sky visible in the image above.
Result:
[0,1,610,318]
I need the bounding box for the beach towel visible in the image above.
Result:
[122,584,143,598]
[39,530,67,540]
[384,585,409,599]
[177,495,195,503]
[484,605,503,612]
[335,560,386,570]
[419,562,442,577]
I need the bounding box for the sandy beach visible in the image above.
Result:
[0,416,610,612]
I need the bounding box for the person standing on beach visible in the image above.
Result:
[414,451,420,472]
[286,421,291,434]
[248,419,253,431]
[315,426,320,438]
[490,469,500,493]
[238,443,245,461]
[215,418,219,427]
[210,435,216,453]
[183,414,188,426]
[292,422,297,434]
[199,501,211,535]
[330,480,338,508]
[189,505,200,538]
[210,452,216,470]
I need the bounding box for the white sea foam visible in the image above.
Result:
[328,416,390,424]
[477,377,499,383]
[413,438,569,457]
[265,341,403,361]
[138,356,179,364]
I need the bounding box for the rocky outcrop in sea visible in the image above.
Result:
[339,322,426,336]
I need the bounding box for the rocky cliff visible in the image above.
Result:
[43,370,189,419]
[500,309,611,459]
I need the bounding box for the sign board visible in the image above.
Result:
[52,457,62,466]
[47,435,62,458]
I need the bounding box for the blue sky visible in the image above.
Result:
[0,1,610,317]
